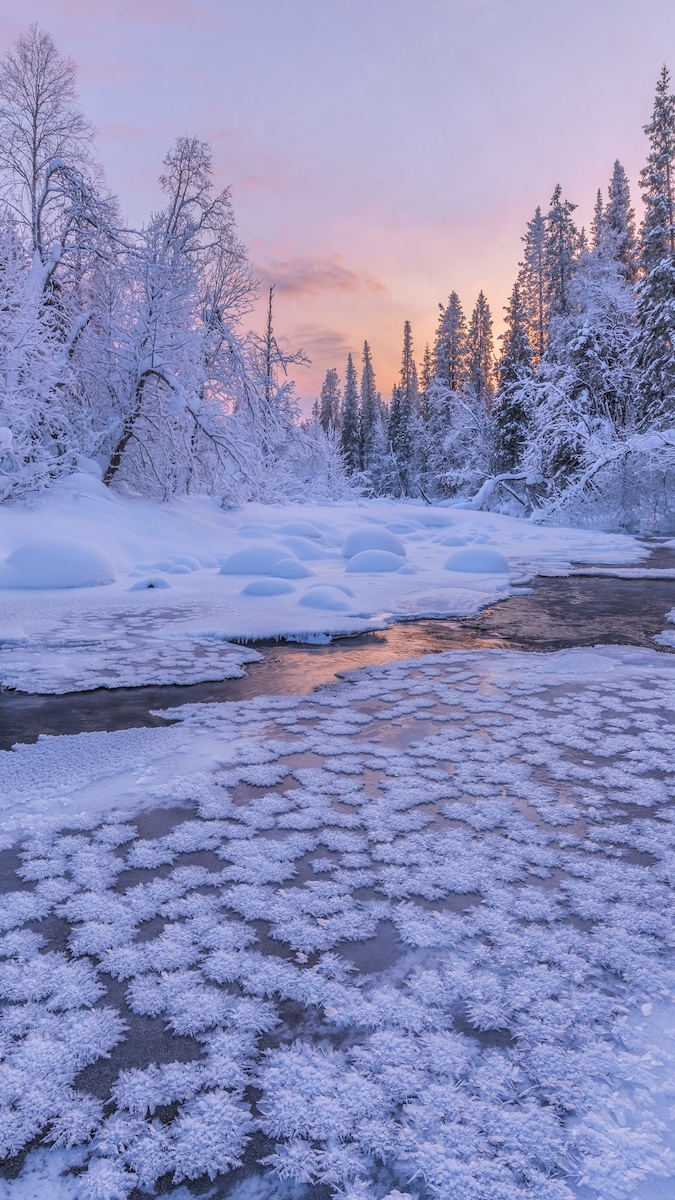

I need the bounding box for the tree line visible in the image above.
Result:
[0,26,347,504]
[314,69,675,528]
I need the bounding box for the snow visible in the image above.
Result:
[0,539,117,589]
[342,528,407,559]
[443,547,510,573]
[0,643,674,1198]
[299,586,352,611]
[242,579,296,597]
[345,550,406,573]
[655,607,675,650]
[0,490,648,694]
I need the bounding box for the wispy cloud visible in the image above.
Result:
[256,254,386,298]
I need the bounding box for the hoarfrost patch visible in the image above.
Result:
[1,646,674,1197]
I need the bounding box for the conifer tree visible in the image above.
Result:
[545,184,580,320]
[466,292,495,405]
[340,353,360,473]
[605,160,637,281]
[318,368,341,434]
[634,65,675,426]
[432,292,467,390]
[419,343,433,422]
[359,340,381,472]
[387,321,419,494]
[517,207,548,365]
[494,281,532,470]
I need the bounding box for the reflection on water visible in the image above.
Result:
[1,549,674,750]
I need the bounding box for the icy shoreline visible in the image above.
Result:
[0,483,648,694]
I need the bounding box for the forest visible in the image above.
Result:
[0,26,674,530]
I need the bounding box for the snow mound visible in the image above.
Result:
[281,536,332,561]
[444,547,510,574]
[275,521,322,539]
[0,539,117,589]
[386,522,421,534]
[267,558,312,579]
[152,555,202,572]
[129,577,171,591]
[299,586,351,610]
[219,547,288,575]
[437,535,467,546]
[345,550,406,574]
[342,528,406,559]
[242,579,295,597]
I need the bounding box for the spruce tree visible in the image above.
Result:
[387,321,419,494]
[318,367,341,434]
[466,291,495,405]
[432,292,467,390]
[494,281,532,469]
[634,65,675,426]
[340,353,360,473]
[605,160,637,281]
[545,184,580,320]
[359,340,382,474]
[517,207,548,365]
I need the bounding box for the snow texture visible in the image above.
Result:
[0,644,674,1199]
[0,494,646,693]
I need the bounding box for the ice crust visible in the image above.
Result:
[0,494,647,693]
[0,645,674,1199]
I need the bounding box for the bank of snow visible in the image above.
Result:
[0,476,647,693]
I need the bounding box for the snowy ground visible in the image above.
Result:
[1,644,674,1200]
[0,476,647,694]
[655,607,675,650]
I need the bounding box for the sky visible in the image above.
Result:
[1,0,675,408]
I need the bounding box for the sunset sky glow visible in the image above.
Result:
[2,0,675,407]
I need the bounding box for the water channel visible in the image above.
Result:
[1,542,673,750]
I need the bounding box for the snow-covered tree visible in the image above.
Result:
[466,291,495,405]
[340,353,360,473]
[386,321,421,495]
[432,292,467,390]
[545,184,580,320]
[494,281,532,470]
[517,207,548,365]
[317,367,341,434]
[634,65,675,428]
[605,160,638,281]
[359,340,385,485]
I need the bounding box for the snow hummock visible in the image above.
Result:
[345,549,406,573]
[0,644,674,1198]
[0,539,117,589]
[0,492,648,693]
[444,546,510,573]
[342,527,407,559]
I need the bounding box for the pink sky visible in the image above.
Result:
[1,0,674,407]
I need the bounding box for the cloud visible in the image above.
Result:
[255,254,386,298]
[283,323,355,364]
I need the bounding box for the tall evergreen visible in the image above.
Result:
[432,292,467,390]
[317,367,341,434]
[517,207,548,365]
[387,321,419,494]
[605,160,637,281]
[419,343,433,422]
[466,291,495,405]
[494,281,532,469]
[359,340,381,471]
[340,353,360,473]
[634,66,675,426]
[545,184,580,320]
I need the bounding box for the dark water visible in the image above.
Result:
[1,547,673,750]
